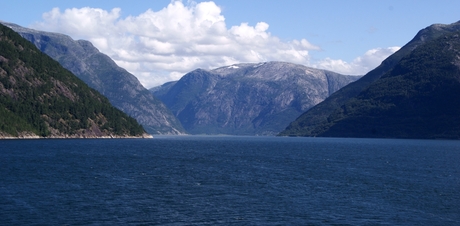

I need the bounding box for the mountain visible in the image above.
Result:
[280,20,460,137]
[2,22,185,135]
[304,31,460,139]
[152,62,359,135]
[0,23,148,138]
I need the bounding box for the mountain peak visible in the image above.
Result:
[153,61,359,135]
[210,61,345,81]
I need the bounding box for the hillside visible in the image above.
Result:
[280,20,460,137]
[2,22,185,135]
[306,31,460,139]
[0,23,148,138]
[153,62,359,135]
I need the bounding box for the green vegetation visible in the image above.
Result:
[306,31,460,139]
[0,24,145,137]
[11,23,185,135]
[279,21,460,137]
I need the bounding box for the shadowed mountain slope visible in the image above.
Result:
[280,20,460,137]
[311,31,460,139]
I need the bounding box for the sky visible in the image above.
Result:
[1,0,459,88]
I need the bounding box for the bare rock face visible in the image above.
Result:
[3,22,185,135]
[153,62,359,135]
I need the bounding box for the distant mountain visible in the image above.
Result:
[0,24,148,138]
[280,20,460,137]
[149,81,177,98]
[2,22,185,135]
[152,62,359,135]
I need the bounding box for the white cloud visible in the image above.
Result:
[315,47,400,75]
[32,1,323,88]
[32,1,397,88]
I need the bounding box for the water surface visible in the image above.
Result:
[1,136,459,225]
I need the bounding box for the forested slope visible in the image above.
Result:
[0,24,147,138]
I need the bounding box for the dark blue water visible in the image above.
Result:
[0,136,459,225]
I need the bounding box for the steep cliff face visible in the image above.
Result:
[153,62,359,135]
[280,20,460,137]
[3,22,185,135]
[0,24,147,138]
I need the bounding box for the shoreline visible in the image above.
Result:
[0,133,153,140]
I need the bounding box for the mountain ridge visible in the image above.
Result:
[2,21,186,135]
[153,61,360,135]
[279,20,460,137]
[310,31,460,139]
[0,23,150,138]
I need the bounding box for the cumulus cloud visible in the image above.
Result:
[32,1,397,88]
[315,47,400,75]
[33,1,320,88]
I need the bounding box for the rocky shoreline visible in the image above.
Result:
[0,132,153,139]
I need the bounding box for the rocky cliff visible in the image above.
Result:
[153,62,359,135]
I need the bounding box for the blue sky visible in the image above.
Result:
[1,0,459,88]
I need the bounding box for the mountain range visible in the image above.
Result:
[2,22,185,135]
[280,21,460,139]
[152,62,359,135]
[0,23,147,138]
[3,19,460,139]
